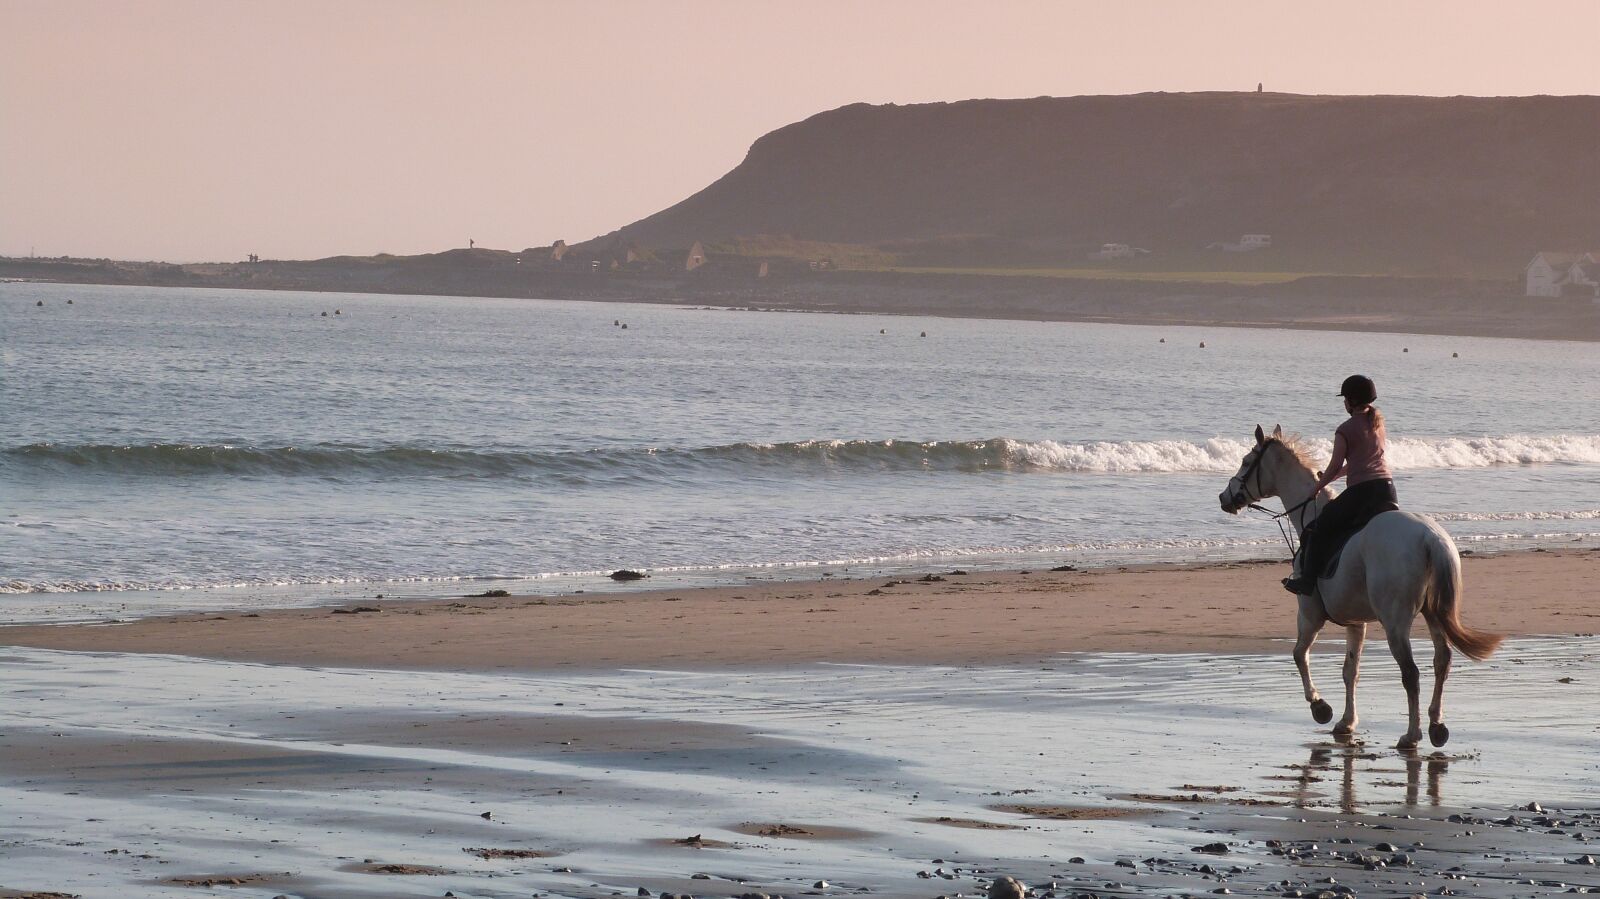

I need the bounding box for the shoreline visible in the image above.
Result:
[6,547,1596,672]
[9,273,1599,342]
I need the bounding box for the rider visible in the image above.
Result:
[1283,374,1397,595]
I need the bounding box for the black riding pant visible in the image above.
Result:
[1297,478,1398,579]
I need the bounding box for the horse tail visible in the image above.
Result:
[1425,535,1502,661]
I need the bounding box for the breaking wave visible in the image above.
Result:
[5,433,1599,479]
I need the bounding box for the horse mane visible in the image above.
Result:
[1272,434,1320,473]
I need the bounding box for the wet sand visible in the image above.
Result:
[2,640,1597,898]
[4,549,1598,671]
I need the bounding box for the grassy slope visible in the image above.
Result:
[857,265,1326,284]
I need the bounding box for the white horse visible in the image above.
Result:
[1219,425,1502,750]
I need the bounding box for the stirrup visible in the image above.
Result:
[1282,576,1312,596]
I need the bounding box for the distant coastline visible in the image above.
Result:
[6,252,1598,341]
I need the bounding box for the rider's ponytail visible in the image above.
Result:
[1366,405,1384,429]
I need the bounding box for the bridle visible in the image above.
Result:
[1228,439,1320,557]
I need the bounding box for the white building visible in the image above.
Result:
[1209,233,1272,252]
[1525,251,1600,297]
[1567,258,1600,297]
[1207,233,1272,252]
[1090,242,1149,260]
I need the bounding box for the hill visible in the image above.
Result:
[595,92,1600,276]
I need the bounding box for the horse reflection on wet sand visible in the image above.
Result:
[1281,740,1450,813]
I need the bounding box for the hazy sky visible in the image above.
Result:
[5,1,1598,262]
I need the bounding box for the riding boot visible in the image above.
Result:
[1283,532,1319,596]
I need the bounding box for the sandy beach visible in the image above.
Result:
[5,549,1598,671]
[4,549,1599,898]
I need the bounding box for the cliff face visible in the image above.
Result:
[603,93,1600,273]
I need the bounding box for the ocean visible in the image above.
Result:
[4,282,1597,622]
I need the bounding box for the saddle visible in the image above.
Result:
[1315,500,1400,580]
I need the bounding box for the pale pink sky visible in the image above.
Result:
[4,0,1597,262]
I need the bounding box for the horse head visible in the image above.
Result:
[1219,423,1284,514]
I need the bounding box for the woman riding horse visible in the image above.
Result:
[1282,374,1397,596]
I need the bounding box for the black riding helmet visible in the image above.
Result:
[1338,374,1377,405]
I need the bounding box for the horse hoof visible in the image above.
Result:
[1429,722,1450,747]
[1310,699,1334,724]
[1333,722,1356,737]
[1396,735,1420,751]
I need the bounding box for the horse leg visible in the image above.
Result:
[1425,615,1452,747]
[1386,629,1423,750]
[1295,598,1333,724]
[1334,623,1366,736]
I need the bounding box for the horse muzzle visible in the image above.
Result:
[1219,489,1248,515]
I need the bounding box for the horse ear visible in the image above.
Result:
[1254,424,1265,445]
[1272,424,1283,439]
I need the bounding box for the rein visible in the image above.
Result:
[1236,440,1319,558]
[1233,439,1343,623]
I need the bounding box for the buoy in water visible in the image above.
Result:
[67,299,73,304]
[1159,338,1165,343]
[614,319,620,326]
[334,309,341,315]
[1452,351,1459,358]
[879,328,886,334]
[1199,341,1207,348]
[321,311,328,317]
[920,331,927,337]
[1403,347,1408,352]
[35,300,43,306]
[621,323,628,329]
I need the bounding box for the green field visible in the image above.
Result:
[871,266,1331,285]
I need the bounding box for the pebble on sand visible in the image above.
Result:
[987,876,1026,899]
